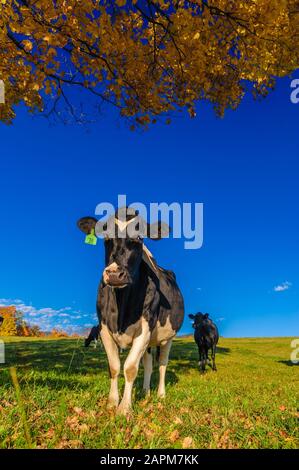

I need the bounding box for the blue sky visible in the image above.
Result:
[0,77,298,337]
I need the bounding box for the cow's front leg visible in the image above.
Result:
[117,326,150,417]
[100,325,120,409]
[157,340,172,398]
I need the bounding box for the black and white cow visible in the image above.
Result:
[84,325,100,348]
[189,313,219,373]
[77,208,184,416]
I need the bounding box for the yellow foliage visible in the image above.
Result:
[0,0,298,126]
[0,306,17,336]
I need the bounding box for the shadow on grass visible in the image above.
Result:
[0,337,231,393]
[0,339,111,391]
[1,339,105,372]
[169,339,230,374]
[277,360,299,367]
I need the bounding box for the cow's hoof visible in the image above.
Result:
[116,404,132,419]
[107,398,119,410]
[157,390,166,399]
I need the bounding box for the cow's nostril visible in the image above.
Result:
[118,271,125,279]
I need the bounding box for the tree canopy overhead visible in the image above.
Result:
[0,0,298,126]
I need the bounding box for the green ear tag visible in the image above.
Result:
[85,228,97,246]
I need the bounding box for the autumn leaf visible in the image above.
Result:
[44,428,55,439]
[57,439,83,449]
[174,417,183,425]
[65,415,80,430]
[22,40,33,52]
[78,423,89,434]
[169,430,180,443]
[182,436,194,449]
[73,407,85,417]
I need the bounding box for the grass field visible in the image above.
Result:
[0,336,298,449]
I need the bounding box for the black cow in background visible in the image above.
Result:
[0,316,3,327]
[189,313,219,373]
[85,325,100,348]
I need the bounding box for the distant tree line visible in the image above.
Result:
[0,306,78,338]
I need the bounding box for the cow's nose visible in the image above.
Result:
[106,270,127,286]
[105,262,119,274]
[103,264,128,286]
[107,270,126,281]
[106,268,124,277]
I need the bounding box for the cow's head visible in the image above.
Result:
[77,207,169,288]
[189,312,209,328]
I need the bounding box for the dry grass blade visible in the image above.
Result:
[9,367,33,449]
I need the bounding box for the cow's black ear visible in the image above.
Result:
[188,314,195,320]
[77,216,98,234]
[147,221,171,240]
[204,313,209,319]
